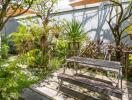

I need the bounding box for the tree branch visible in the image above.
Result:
[0,0,34,31]
[11,0,33,17]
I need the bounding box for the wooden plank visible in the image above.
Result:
[79,63,119,73]
[30,86,63,100]
[60,85,99,100]
[66,56,122,69]
[58,74,122,99]
[75,74,113,85]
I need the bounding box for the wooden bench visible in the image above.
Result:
[58,56,123,99]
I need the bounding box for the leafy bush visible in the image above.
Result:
[9,25,43,54]
[50,57,61,70]
[20,49,42,67]
[0,60,37,100]
[54,39,68,58]
[30,25,42,48]
[1,44,9,59]
[9,25,34,54]
[80,40,103,59]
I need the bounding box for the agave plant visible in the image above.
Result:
[62,20,87,43]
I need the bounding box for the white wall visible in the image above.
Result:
[0,0,131,47]
[53,0,132,45]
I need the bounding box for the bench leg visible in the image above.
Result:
[57,79,63,95]
[119,68,123,89]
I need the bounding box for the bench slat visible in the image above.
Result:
[75,74,113,85]
[79,63,119,73]
[58,74,122,98]
[60,85,99,100]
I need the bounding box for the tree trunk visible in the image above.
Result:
[0,22,5,59]
[115,49,121,61]
[115,39,121,61]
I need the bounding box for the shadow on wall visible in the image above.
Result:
[121,20,132,46]
[73,2,114,43]
[88,2,113,42]
[95,3,109,40]
[82,2,132,45]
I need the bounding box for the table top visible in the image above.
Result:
[66,56,122,69]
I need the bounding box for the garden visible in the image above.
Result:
[0,0,132,100]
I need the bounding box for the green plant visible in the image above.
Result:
[125,25,132,37]
[9,25,34,54]
[30,25,42,48]
[0,59,37,100]
[80,40,103,59]
[50,57,61,70]
[54,39,68,58]
[61,20,87,57]
[20,49,42,67]
[124,18,132,40]
[129,54,132,65]
[62,20,87,42]
[1,44,9,59]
